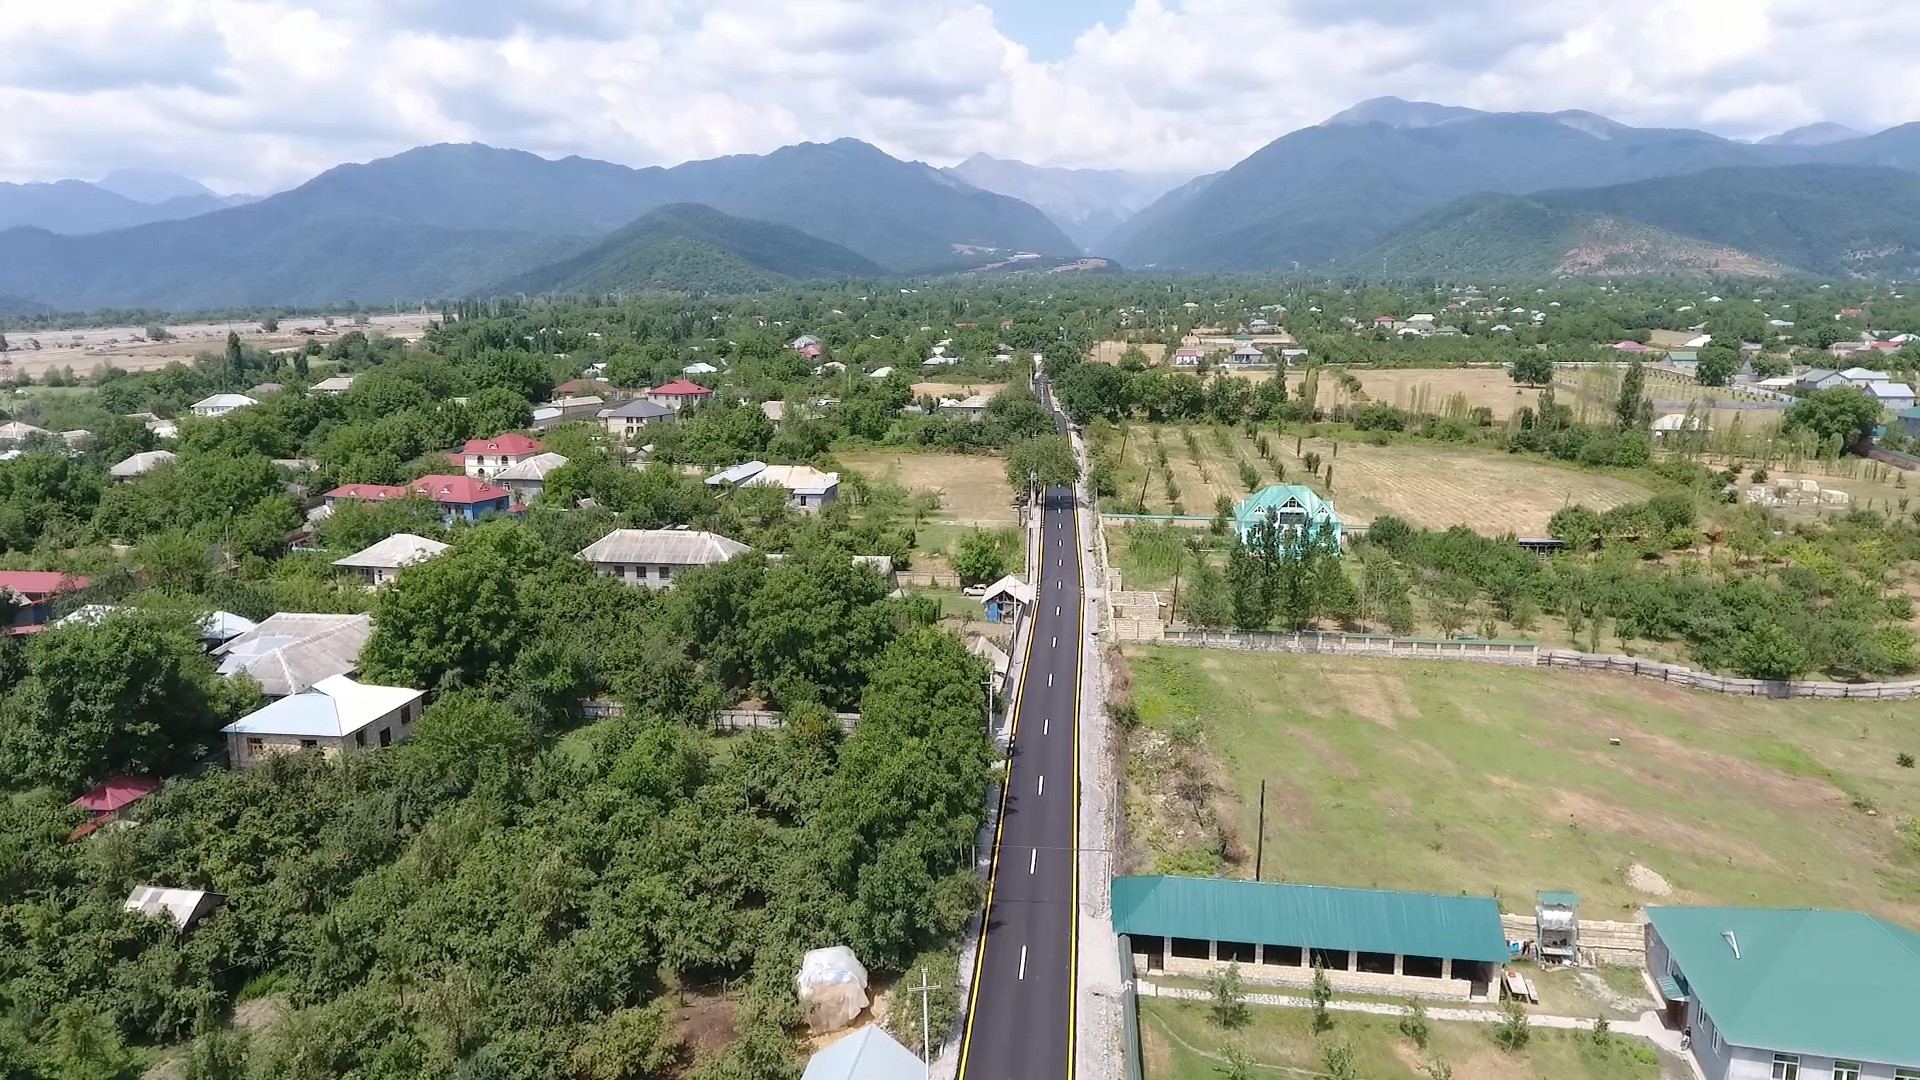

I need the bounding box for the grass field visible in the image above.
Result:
[838,451,1017,526]
[1140,997,1662,1080]
[1089,340,1166,364]
[1108,423,1653,536]
[1121,646,1920,922]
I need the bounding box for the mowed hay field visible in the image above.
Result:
[1112,423,1652,536]
[1123,647,1920,923]
[1140,998,1661,1080]
[910,380,1008,400]
[837,451,1016,526]
[1089,340,1166,364]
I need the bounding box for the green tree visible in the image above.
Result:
[41,1003,138,1080]
[1614,357,1648,430]
[1695,343,1740,387]
[1207,962,1249,1030]
[1398,997,1430,1049]
[184,1028,249,1080]
[464,386,534,436]
[1182,559,1232,628]
[952,529,1010,586]
[1730,621,1812,681]
[1321,1042,1357,1080]
[1309,959,1333,1032]
[1783,386,1882,447]
[1213,1044,1253,1080]
[1509,353,1553,386]
[1004,435,1079,492]
[360,543,531,690]
[568,1000,684,1080]
[1492,996,1530,1051]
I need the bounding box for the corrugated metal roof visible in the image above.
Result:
[1111,876,1508,962]
[213,613,372,697]
[801,1026,923,1080]
[333,532,449,570]
[577,529,750,567]
[1648,906,1920,1063]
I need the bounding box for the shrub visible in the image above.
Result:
[1491,997,1530,1051]
[1898,752,1914,769]
[1397,997,1430,1049]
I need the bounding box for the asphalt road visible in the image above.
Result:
[957,481,1083,1080]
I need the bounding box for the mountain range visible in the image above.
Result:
[1105,97,1920,271]
[5,97,1920,310]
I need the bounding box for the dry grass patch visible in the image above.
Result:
[837,451,1016,526]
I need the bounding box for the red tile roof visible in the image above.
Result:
[0,570,90,598]
[72,776,158,814]
[325,483,409,501]
[648,379,713,397]
[1612,340,1648,351]
[460,433,542,456]
[409,474,509,504]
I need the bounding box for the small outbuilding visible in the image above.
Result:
[125,886,225,931]
[979,575,1033,623]
[801,1026,924,1080]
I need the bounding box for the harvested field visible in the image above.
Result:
[1,314,435,378]
[1122,647,1920,922]
[1293,366,1543,420]
[837,450,1016,526]
[910,380,1008,400]
[1088,340,1165,365]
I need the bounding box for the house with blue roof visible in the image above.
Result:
[1646,906,1920,1080]
[1234,485,1342,549]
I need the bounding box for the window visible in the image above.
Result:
[379,727,392,747]
[246,737,263,754]
[1772,1055,1799,1080]
[657,565,672,580]
[299,739,318,750]
[354,730,366,747]
[1892,1069,1919,1080]
[1832,1063,1859,1080]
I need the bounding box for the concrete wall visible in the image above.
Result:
[1141,947,1484,1002]
[1161,629,1539,666]
[1539,650,1920,700]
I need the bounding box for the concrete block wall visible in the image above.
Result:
[1148,952,1478,1001]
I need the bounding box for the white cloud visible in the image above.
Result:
[0,0,1915,193]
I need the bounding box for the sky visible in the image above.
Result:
[1,0,1916,195]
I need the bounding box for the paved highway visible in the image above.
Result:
[956,479,1083,1080]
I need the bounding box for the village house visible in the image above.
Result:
[0,570,90,635]
[409,474,515,522]
[69,776,158,840]
[460,433,544,479]
[491,451,568,504]
[212,612,374,698]
[189,393,259,418]
[0,421,48,448]
[1115,875,1509,1001]
[645,378,715,411]
[109,449,176,481]
[332,533,449,587]
[1646,906,1920,1080]
[1839,367,1892,388]
[310,374,356,394]
[1170,347,1204,368]
[532,396,605,429]
[602,399,676,442]
[1228,343,1268,367]
[578,528,751,589]
[1796,369,1850,392]
[124,887,224,932]
[706,461,840,511]
[937,394,992,422]
[222,674,426,768]
[1234,485,1342,547]
[1868,382,1917,411]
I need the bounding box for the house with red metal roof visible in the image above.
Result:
[460,433,543,479]
[409,474,515,522]
[322,483,411,509]
[1612,340,1649,352]
[0,570,90,635]
[645,379,715,411]
[69,776,158,840]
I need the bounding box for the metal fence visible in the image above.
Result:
[1118,936,1143,1080]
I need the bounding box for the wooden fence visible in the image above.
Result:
[1537,650,1920,700]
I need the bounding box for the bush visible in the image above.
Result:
[1899,752,1915,769]
[1207,963,1249,1030]
[1397,997,1430,1049]
[1491,997,1530,1051]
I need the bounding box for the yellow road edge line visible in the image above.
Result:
[956,507,1044,1079]
[1066,488,1084,1080]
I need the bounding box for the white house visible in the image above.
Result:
[310,375,356,394]
[332,533,449,587]
[460,433,544,479]
[938,394,991,422]
[602,400,676,442]
[868,366,895,379]
[125,887,225,931]
[222,674,425,768]
[1868,382,1916,411]
[1839,367,1892,387]
[189,394,259,418]
[492,451,568,504]
[109,449,177,481]
[578,529,751,589]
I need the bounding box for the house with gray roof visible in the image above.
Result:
[211,612,373,698]
[110,449,177,480]
[801,1026,923,1080]
[602,399,676,443]
[578,529,751,589]
[332,533,448,587]
[222,674,425,768]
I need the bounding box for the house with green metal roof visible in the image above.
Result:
[1112,875,1507,1001]
[1646,906,1920,1080]
[1233,485,1341,549]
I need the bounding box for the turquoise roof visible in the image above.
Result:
[1111,876,1508,963]
[1234,485,1338,528]
[1649,906,1920,1064]
[1897,406,1920,420]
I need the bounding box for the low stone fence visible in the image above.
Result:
[579,699,858,731]
[1159,628,1539,666]
[1539,650,1920,700]
[1500,913,1645,967]
[898,569,961,588]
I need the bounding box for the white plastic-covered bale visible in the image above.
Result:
[1797,478,1822,493]
[1820,489,1852,505]
[796,946,870,1033]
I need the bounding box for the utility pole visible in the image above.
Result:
[907,965,937,1073]
[1254,779,1267,880]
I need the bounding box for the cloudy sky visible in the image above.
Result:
[2,0,1915,194]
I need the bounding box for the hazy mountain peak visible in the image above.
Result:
[1759,121,1864,146]
[1548,109,1630,139]
[943,154,1193,253]
[95,168,219,203]
[1321,96,1486,129]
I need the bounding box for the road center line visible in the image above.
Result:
[1047,672,1053,687]
[1043,716,1050,735]
[1029,849,1037,874]
[1018,946,1028,980]
[1037,774,1045,796]
[1051,635,1056,647]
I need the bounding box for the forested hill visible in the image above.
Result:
[0,140,1075,310]
[496,204,884,294]
[1355,164,1920,279]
